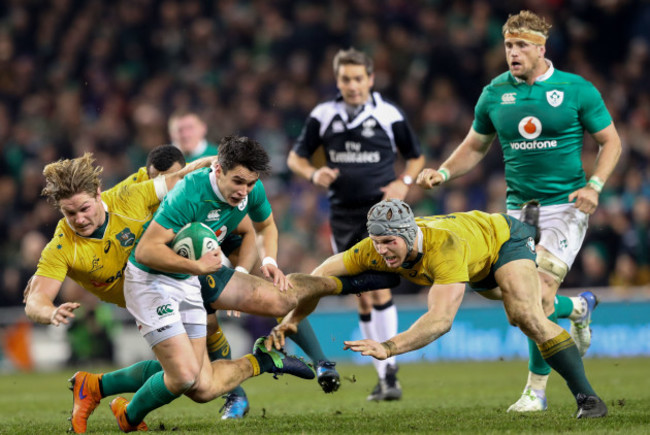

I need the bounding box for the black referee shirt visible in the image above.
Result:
[292,92,422,209]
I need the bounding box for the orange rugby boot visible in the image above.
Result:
[68,371,103,433]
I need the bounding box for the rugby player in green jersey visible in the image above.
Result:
[108,136,343,431]
[416,10,621,412]
[169,110,341,416]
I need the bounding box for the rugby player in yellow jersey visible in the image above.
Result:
[267,199,608,418]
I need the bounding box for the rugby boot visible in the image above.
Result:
[382,364,402,401]
[576,393,608,418]
[507,387,548,412]
[109,397,148,432]
[219,393,250,420]
[316,360,341,393]
[570,291,599,357]
[68,371,103,433]
[253,337,315,379]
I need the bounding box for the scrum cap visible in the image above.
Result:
[367,199,418,252]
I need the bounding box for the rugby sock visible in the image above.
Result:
[538,330,596,397]
[372,300,398,369]
[554,295,575,318]
[126,371,179,425]
[527,310,557,376]
[332,272,401,295]
[207,326,247,398]
[286,317,327,363]
[244,352,275,376]
[100,360,162,396]
[359,313,386,378]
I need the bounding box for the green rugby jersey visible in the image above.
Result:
[472,63,612,209]
[129,167,272,278]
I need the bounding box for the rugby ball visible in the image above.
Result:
[172,222,219,260]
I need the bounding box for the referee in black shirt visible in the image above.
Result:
[288,48,424,401]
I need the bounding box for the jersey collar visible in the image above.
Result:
[511,59,555,84]
[209,168,228,203]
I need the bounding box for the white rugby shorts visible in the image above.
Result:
[124,262,207,337]
[507,203,589,269]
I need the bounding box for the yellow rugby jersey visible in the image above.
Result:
[35,179,163,307]
[343,211,511,286]
[111,167,149,190]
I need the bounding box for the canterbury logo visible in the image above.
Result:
[156,304,173,316]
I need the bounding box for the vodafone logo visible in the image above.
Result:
[518,116,542,139]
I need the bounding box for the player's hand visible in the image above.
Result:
[380,179,409,201]
[265,322,298,350]
[416,168,445,189]
[196,248,223,274]
[260,264,293,291]
[343,339,388,360]
[225,310,241,318]
[50,302,81,326]
[568,186,599,215]
[312,167,340,188]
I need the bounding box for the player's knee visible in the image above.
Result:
[537,250,568,285]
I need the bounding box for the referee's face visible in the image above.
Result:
[336,64,374,107]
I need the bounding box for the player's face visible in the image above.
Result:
[215,163,259,207]
[370,234,408,268]
[147,161,184,179]
[504,38,545,82]
[336,64,374,107]
[59,190,105,237]
[168,115,207,152]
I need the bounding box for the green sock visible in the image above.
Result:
[555,295,574,318]
[206,326,247,398]
[539,330,597,397]
[100,360,162,396]
[527,310,557,376]
[287,318,327,364]
[126,371,179,425]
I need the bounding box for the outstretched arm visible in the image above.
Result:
[417,128,495,189]
[24,275,80,326]
[343,282,465,359]
[163,155,218,192]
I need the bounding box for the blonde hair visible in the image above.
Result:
[333,47,373,76]
[42,153,102,206]
[502,10,552,40]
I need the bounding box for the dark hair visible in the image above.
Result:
[333,47,373,76]
[218,135,271,176]
[146,144,186,173]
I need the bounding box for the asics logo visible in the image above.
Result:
[78,377,88,400]
[156,304,173,316]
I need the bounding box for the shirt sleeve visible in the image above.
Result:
[154,177,197,233]
[247,181,273,223]
[292,116,322,158]
[34,225,70,282]
[342,239,377,275]
[392,118,422,159]
[578,81,613,134]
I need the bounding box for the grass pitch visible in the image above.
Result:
[0,357,648,434]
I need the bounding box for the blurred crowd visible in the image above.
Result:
[1,0,649,310]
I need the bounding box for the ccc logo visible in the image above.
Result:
[156,304,173,316]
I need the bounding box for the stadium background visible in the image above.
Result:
[0,0,648,370]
